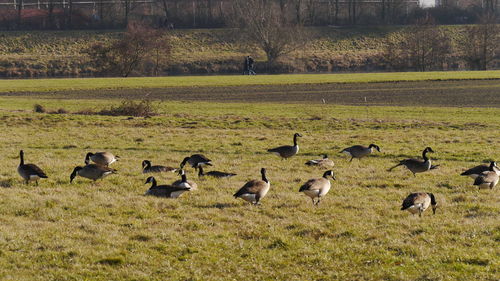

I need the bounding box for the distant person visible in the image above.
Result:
[248,56,256,75]
[243,55,256,75]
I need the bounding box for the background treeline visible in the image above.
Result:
[0,0,498,30]
[0,15,498,78]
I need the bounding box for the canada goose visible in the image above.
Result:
[233,168,270,205]
[461,161,497,179]
[171,169,198,190]
[142,160,177,174]
[180,154,212,170]
[198,166,236,178]
[401,192,437,217]
[85,152,120,166]
[473,165,499,189]
[268,133,302,159]
[305,154,334,168]
[299,170,336,205]
[144,176,190,198]
[70,164,116,183]
[341,144,381,162]
[17,150,48,185]
[388,147,434,176]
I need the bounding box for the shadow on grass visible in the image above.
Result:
[196,202,239,209]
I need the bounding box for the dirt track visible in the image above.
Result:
[3,79,500,107]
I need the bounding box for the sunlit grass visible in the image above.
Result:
[0,70,499,93]
[0,96,499,280]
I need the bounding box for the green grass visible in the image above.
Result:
[0,95,499,280]
[1,70,500,93]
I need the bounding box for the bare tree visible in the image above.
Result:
[460,13,499,70]
[384,16,452,71]
[84,23,171,77]
[231,0,308,64]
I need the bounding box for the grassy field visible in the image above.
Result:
[0,84,499,280]
[1,70,500,93]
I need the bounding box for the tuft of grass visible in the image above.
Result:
[98,100,157,117]
[34,104,46,113]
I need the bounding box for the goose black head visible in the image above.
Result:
[142,160,151,169]
[84,152,94,165]
[369,144,381,152]
[294,133,303,138]
[70,166,83,183]
[323,170,336,180]
[489,161,497,170]
[145,176,155,184]
[323,154,328,159]
[424,147,434,153]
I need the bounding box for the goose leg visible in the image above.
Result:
[35,181,39,186]
[311,198,315,205]
[315,197,321,206]
[349,157,353,162]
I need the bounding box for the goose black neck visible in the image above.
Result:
[143,161,151,169]
[181,173,187,183]
[150,177,157,188]
[19,150,24,166]
[198,166,204,177]
[261,170,268,183]
[429,193,436,205]
[322,171,330,178]
[489,162,495,170]
[180,157,189,168]
[293,135,298,146]
[422,150,429,161]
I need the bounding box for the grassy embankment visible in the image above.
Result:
[0,83,499,279]
[0,26,472,77]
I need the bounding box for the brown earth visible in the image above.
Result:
[2,79,500,107]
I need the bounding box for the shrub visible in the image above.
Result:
[98,100,157,117]
[34,104,46,113]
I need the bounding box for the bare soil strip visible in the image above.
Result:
[2,79,499,107]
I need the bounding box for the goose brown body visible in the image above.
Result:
[473,166,500,189]
[142,160,177,174]
[17,150,48,185]
[233,168,270,205]
[85,152,120,166]
[299,170,335,205]
[388,147,434,176]
[461,161,497,179]
[180,154,212,170]
[268,133,302,159]
[341,144,380,162]
[145,176,190,198]
[401,192,437,217]
[305,154,334,168]
[171,169,198,190]
[70,164,116,183]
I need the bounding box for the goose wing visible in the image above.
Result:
[474,171,499,186]
[234,180,266,197]
[21,164,48,178]
[461,165,488,176]
[299,178,324,192]
[401,193,425,210]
